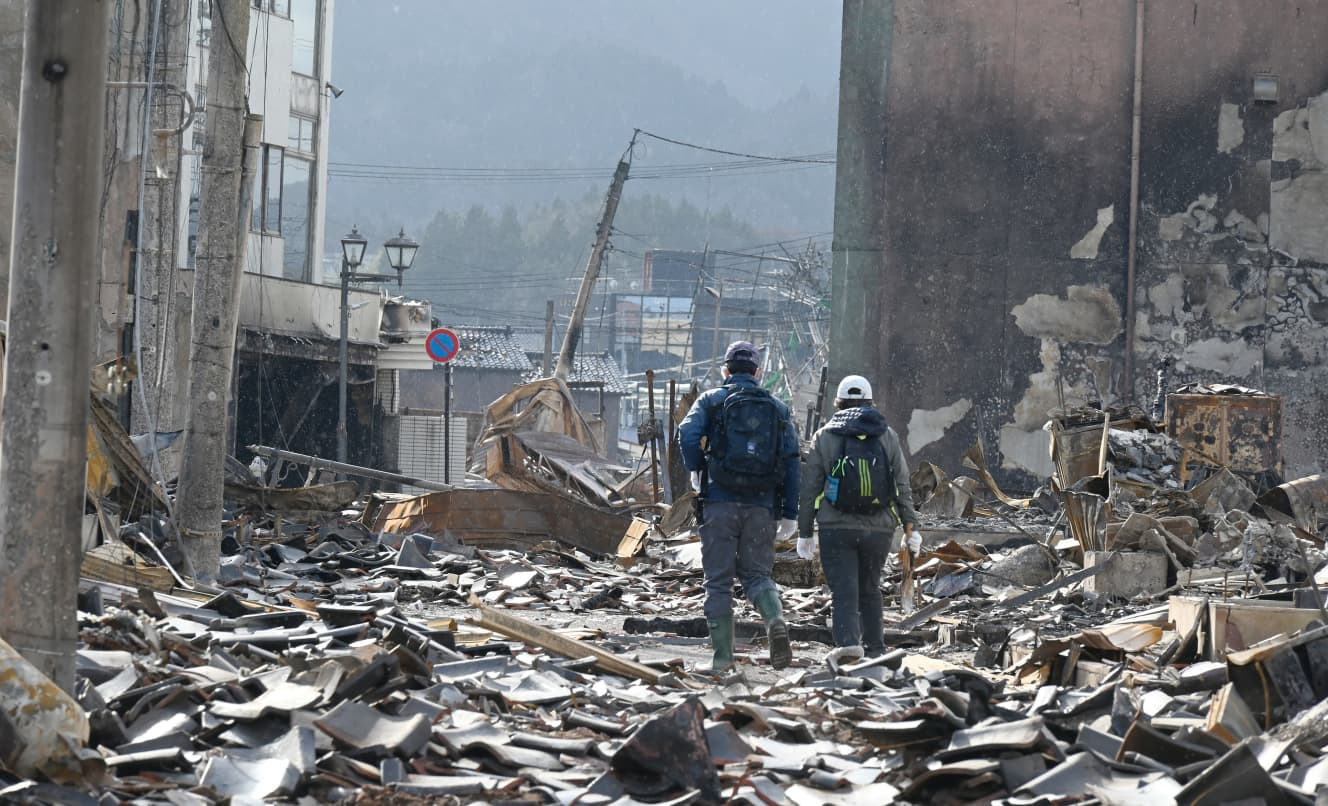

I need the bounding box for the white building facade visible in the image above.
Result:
[180,0,334,283]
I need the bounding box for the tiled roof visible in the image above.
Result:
[509,327,548,354]
[450,325,534,371]
[523,351,630,395]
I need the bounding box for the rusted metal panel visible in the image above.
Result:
[366,488,627,557]
[1166,393,1282,477]
[1256,474,1328,533]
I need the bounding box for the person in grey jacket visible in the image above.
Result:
[798,374,919,662]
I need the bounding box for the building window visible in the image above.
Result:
[287,114,316,155]
[291,0,318,76]
[252,0,289,14]
[281,154,313,280]
[251,144,284,234]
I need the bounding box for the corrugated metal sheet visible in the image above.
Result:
[397,414,468,494]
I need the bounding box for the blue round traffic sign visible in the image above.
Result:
[425,327,461,363]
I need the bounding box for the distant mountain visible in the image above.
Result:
[325,1,841,255]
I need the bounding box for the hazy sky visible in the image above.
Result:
[347,1,842,107]
[327,2,843,242]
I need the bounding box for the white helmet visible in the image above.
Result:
[835,374,873,401]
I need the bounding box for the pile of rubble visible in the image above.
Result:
[5,380,1328,803]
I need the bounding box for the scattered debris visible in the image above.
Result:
[7,377,1328,804]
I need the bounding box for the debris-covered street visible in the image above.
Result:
[4,376,1328,804]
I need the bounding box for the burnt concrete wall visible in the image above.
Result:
[834,0,1328,485]
[1132,0,1328,479]
[0,1,23,317]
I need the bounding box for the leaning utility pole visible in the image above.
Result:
[0,1,112,691]
[554,132,636,381]
[176,0,257,580]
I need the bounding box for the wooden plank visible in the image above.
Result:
[80,544,175,592]
[470,602,662,684]
[1207,682,1260,745]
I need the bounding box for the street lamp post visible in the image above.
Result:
[337,226,419,465]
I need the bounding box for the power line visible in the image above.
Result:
[328,161,830,184]
[636,128,836,164]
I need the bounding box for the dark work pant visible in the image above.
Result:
[699,501,777,619]
[818,527,892,654]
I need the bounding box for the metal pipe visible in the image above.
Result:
[248,444,456,492]
[337,257,349,463]
[444,362,453,484]
[1124,0,1145,402]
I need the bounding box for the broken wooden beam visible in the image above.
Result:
[469,602,662,684]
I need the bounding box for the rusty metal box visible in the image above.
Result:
[1166,393,1282,477]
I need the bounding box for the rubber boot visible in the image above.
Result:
[706,615,735,673]
[753,589,792,670]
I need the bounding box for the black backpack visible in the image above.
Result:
[706,385,787,493]
[825,433,893,513]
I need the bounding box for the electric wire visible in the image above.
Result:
[635,129,836,163]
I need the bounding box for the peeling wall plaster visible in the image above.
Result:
[1266,267,1328,365]
[1011,285,1123,344]
[907,399,973,454]
[999,424,1055,478]
[1217,102,1244,153]
[1271,90,1328,264]
[1141,264,1266,340]
[1156,193,1266,247]
[1178,336,1262,377]
[1000,334,1105,476]
[1071,205,1115,259]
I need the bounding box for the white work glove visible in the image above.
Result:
[796,536,816,560]
[907,530,923,556]
[689,471,702,492]
[776,518,798,541]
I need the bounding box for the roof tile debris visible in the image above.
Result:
[8,391,1328,804]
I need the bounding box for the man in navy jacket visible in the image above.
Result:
[679,341,801,672]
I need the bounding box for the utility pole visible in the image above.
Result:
[0,1,111,691]
[555,132,636,381]
[176,0,256,580]
[542,299,554,376]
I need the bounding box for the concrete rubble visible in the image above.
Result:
[3,384,1328,804]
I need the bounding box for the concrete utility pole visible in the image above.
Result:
[0,1,112,691]
[176,0,256,580]
[555,133,635,381]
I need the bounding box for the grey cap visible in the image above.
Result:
[724,340,759,364]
